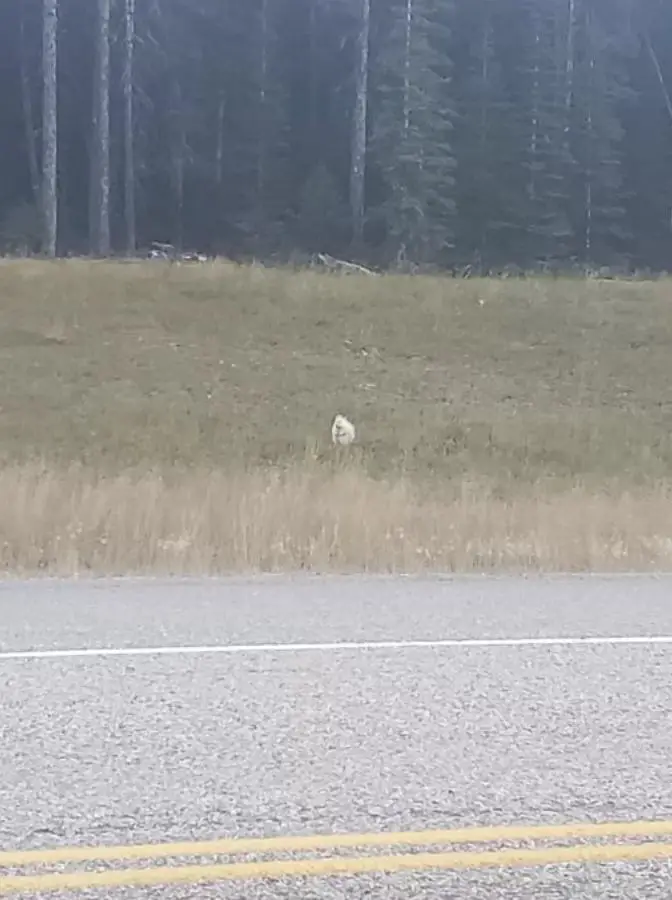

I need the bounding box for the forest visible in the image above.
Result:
[0,0,671,271]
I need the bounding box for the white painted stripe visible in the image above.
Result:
[1,635,672,662]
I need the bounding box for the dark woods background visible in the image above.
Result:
[1,0,671,271]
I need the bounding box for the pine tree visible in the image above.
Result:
[568,0,635,266]
[516,0,574,264]
[624,0,672,268]
[452,0,518,268]
[369,0,456,264]
[0,0,668,267]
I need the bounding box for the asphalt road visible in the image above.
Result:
[1,574,672,898]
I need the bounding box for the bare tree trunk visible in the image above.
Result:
[20,2,41,205]
[584,10,595,263]
[122,0,136,255]
[257,0,268,222]
[215,93,225,186]
[350,0,370,249]
[529,22,540,202]
[565,0,575,111]
[41,0,58,257]
[402,0,413,137]
[89,0,111,256]
[563,0,576,182]
[478,12,492,260]
[308,0,319,157]
[170,80,185,251]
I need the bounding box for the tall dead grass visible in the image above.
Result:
[2,463,671,576]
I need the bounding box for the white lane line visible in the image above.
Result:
[1,635,672,661]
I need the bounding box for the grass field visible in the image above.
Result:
[1,258,671,575]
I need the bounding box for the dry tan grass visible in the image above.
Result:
[0,258,671,574]
[1,463,672,576]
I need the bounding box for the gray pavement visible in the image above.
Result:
[1,574,672,897]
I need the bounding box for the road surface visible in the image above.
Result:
[1,573,672,897]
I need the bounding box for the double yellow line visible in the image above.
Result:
[2,819,672,893]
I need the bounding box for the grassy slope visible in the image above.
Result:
[0,259,671,574]
[1,259,671,483]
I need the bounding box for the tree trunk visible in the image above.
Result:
[529,19,540,202]
[21,2,41,206]
[403,0,413,137]
[478,12,492,260]
[565,0,575,111]
[257,0,268,222]
[350,0,370,249]
[215,93,225,186]
[41,0,58,258]
[170,80,185,251]
[89,0,111,256]
[122,0,136,255]
[308,0,319,158]
[584,9,595,262]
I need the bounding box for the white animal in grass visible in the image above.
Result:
[331,413,356,446]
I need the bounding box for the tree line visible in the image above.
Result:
[0,0,671,271]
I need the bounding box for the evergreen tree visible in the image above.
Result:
[568,0,635,265]
[624,0,672,269]
[369,0,456,264]
[517,0,574,264]
[452,0,521,269]
[0,0,671,269]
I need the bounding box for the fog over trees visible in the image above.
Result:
[0,0,671,270]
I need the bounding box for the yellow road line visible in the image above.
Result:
[1,819,672,867]
[2,842,672,893]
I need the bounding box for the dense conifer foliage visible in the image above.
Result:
[0,0,670,269]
